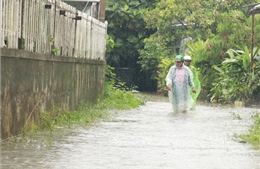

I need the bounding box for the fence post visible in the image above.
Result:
[99,0,106,22]
[0,0,2,47]
[73,11,78,57]
[52,0,57,55]
[18,0,25,49]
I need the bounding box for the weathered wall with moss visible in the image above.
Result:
[1,48,105,139]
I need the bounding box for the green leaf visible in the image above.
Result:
[213,65,224,74]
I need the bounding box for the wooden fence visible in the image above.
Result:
[1,0,107,60]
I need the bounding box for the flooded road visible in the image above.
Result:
[1,101,260,169]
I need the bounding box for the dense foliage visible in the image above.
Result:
[105,0,260,102]
[105,0,157,67]
[105,0,159,91]
[211,47,260,103]
[137,0,260,102]
[139,0,257,74]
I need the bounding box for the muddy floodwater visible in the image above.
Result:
[1,101,260,169]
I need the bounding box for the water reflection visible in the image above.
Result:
[1,102,259,169]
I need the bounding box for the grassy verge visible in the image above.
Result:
[239,114,260,149]
[29,88,144,134]
[0,87,144,145]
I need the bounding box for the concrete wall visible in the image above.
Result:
[1,48,105,139]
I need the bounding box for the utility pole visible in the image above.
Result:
[247,3,260,72]
[243,3,260,73]
[243,3,260,106]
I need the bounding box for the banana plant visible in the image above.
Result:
[211,46,260,104]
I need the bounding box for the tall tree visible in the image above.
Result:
[105,0,158,67]
[139,0,259,89]
[105,0,159,91]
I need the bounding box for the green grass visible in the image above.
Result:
[239,114,260,149]
[0,87,143,145]
[29,87,144,133]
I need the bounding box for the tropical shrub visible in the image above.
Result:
[210,47,260,103]
[156,57,174,94]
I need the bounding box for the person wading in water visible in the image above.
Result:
[165,55,196,113]
[183,55,201,110]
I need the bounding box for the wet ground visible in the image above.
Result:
[1,100,260,169]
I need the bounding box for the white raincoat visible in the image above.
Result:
[166,65,194,113]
